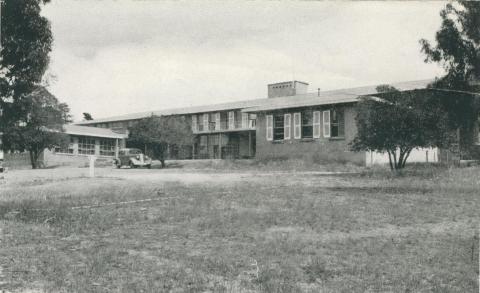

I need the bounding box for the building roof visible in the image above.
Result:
[243,79,433,112]
[63,124,128,139]
[76,79,432,125]
[76,98,271,125]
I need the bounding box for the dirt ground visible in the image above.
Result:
[0,165,355,187]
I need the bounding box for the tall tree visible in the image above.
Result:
[1,86,71,169]
[128,115,194,168]
[351,85,452,170]
[1,0,53,143]
[420,1,479,89]
[419,1,480,157]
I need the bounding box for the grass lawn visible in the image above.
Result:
[0,165,478,292]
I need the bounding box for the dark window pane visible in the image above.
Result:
[302,110,313,126]
[331,109,344,138]
[301,110,313,138]
[273,114,284,140]
[302,126,313,138]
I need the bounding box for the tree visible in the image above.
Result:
[420,1,480,157]
[351,85,452,170]
[1,86,71,169]
[83,112,94,121]
[420,1,479,89]
[1,0,53,146]
[127,115,194,168]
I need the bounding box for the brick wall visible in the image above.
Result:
[255,104,366,165]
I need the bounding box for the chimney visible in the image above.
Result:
[267,81,309,98]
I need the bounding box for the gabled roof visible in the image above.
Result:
[63,125,128,139]
[76,79,432,124]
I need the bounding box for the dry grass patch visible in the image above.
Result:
[0,166,478,292]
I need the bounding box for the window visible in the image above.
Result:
[209,134,219,145]
[199,135,208,154]
[293,112,301,139]
[249,114,257,129]
[197,115,204,131]
[220,112,228,130]
[191,115,198,132]
[331,109,345,138]
[284,113,291,139]
[203,114,209,131]
[55,137,74,154]
[129,149,142,155]
[273,114,284,141]
[313,111,321,138]
[301,110,313,138]
[78,137,95,155]
[100,139,115,156]
[209,113,217,131]
[215,113,221,130]
[228,111,235,129]
[241,113,249,129]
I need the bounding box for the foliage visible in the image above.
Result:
[0,0,53,131]
[419,1,480,157]
[420,1,479,89]
[82,112,94,121]
[351,85,452,170]
[127,115,194,167]
[1,86,71,169]
[0,0,62,168]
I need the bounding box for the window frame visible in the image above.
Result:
[241,113,249,129]
[330,108,345,138]
[203,113,209,131]
[215,113,221,130]
[228,111,235,130]
[99,139,116,157]
[301,110,313,139]
[191,115,198,132]
[78,136,96,155]
[55,136,74,155]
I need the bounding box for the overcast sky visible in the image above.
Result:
[42,1,447,122]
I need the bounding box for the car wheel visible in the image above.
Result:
[146,164,151,169]
[129,161,136,169]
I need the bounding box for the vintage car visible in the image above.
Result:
[114,148,152,168]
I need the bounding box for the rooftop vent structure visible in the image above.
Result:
[267,81,309,98]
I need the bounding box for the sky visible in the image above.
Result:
[41,0,448,122]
